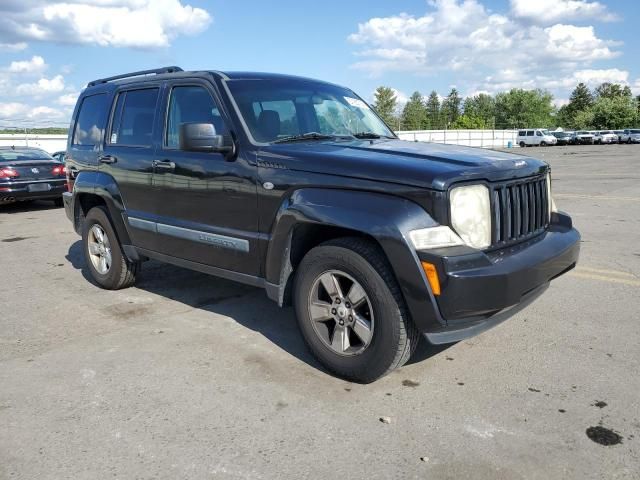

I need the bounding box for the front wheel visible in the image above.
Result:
[82,206,138,289]
[293,238,420,383]
[540,141,547,147]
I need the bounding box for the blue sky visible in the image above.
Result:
[1,0,638,127]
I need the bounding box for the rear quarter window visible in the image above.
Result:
[73,93,110,147]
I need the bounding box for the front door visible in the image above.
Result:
[151,81,259,276]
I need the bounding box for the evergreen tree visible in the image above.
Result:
[372,86,397,127]
[425,91,441,129]
[442,88,461,126]
[401,91,426,130]
[568,83,593,112]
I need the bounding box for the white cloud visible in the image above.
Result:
[0,102,29,119]
[8,56,47,74]
[348,0,624,99]
[0,0,211,49]
[57,92,80,107]
[16,75,66,96]
[632,79,640,96]
[510,0,617,25]
[0,42,28,51]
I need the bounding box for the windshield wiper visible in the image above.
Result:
[352,132,381,139]
[273,132,335,144]
[352,132,395,139]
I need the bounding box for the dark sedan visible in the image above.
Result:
[0,147,67,206]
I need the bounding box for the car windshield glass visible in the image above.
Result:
[0,149,53,161]
[227,79,395,143]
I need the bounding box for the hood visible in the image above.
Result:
[259,139,548,190]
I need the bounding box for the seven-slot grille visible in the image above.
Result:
[490,175,549,248]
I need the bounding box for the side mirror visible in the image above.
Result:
[179,123,234,155]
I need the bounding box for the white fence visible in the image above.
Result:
[1,130,520,154]
[397,129,519,149]
[0,134,68,153]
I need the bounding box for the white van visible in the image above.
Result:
[516,129,558,147]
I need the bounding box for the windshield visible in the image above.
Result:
[0,148,53,161]
[226,79,395,143]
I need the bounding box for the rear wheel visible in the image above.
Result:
[293,237,419,383]
[519,141,526,148]
[82,206,138,289]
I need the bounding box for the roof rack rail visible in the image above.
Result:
[87,66,183,87]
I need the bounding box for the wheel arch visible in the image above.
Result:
[264,188,444,332]
[72,171,132,247]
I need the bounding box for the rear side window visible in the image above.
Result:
[526,131,534,136]
[73,93,109,147]
[109,88,159,147]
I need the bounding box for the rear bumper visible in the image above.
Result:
[416,212,580,344]
[0,180,66,203]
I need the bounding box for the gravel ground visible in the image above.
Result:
[1,144,639,479]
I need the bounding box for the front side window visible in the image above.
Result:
[536,131,542,136]
[73,93,109,146]
[166,85,227,149]
[110,88,159,147]
[227,79,394,143]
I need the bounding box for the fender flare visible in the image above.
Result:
[72,171,132,247]
[264,188,445,331]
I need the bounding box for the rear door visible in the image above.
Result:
[100,84,162,250]
[66,92,111,176]
[151,80,260,275]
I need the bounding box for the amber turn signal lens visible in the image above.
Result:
[421,261,441,296]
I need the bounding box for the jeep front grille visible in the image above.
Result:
[490,175,549,248]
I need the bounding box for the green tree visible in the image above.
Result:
[591,95,637,129]
[594,82,626,100]
[401,91,426,130]
[560,83,593,128]
[573,109,595,129]
[462,93,495,128]
[451,114,486,129]
[372,86,397,127]
[425,91,441,129]
[494,88,554,129]
[442,88,462,126]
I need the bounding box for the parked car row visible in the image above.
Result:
[518,128,640,147]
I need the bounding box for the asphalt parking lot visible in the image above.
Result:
[1,144,639,479]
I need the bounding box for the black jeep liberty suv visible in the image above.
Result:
[63,67,580,382]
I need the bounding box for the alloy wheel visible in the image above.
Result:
[307,270,374,356]
[87,224,112,274]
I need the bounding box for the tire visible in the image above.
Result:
[627,138,632,144]
[540,141,547,147]
[82,206,138,289]
[53,197,63,207]
[519,141,525,148]
[293,237,420,383]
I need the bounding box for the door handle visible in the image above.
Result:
[152,160,176,171]
[98,154,117,164]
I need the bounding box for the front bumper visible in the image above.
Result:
[415,212,580,344]
[0,180,66,203]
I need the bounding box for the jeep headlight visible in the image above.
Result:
[450,184,491,249]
